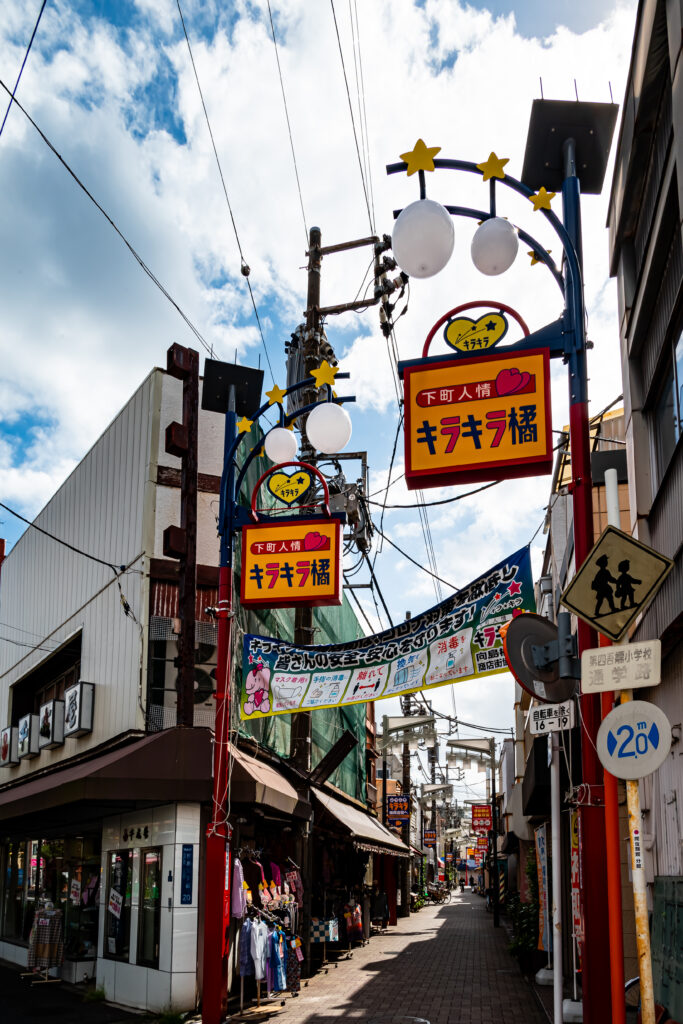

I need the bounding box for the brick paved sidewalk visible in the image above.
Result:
[227,889,546,1024]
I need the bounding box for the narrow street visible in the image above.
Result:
[231,890,546,1024]
[1,891,546,1024]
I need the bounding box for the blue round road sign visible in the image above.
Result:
[596,700,671,779]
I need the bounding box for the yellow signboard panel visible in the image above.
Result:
[403,348,553,489]
[241,518,342,609]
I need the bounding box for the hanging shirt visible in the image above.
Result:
[239,919,255,977]
[269,862,282,890]
[250,919,268,981]
[231,858,246,920]
[269,927,287,992]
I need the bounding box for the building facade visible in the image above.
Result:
[0,364,404,1013]
[607,0,683,1016]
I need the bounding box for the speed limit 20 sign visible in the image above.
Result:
[529,701,575,735]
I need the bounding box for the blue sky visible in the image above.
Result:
[0,0,637,760]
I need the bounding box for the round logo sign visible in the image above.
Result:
[596,700,671,780]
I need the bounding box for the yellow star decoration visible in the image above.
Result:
[476,152,509,182]
[237,416,253,434]
[310,360,339,389]
[528,249,552,266]
[529,187,556,212]
[285,422,295,431]
[266,383,287,406]
[400,139,441,176]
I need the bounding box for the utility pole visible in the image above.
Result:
[489,737,500,927]
[400,675,412,917]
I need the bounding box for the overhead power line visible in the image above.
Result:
[329,0,374,232]
[373,522,458,592]
[1,500,122,573]
[175,0,275,382]
[0,80,214,357]
[0,0,48,140]
[265,0,308,246]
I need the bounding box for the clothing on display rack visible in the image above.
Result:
[242,856,267,909]
[239,918,255,977]
[27,906,64,971]
[267,925,287,992]
[250,918,268,981]
[232,857,247,920]
[285,869,304,909]
[286,936,303,994]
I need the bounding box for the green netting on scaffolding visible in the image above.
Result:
[232,421,367,801]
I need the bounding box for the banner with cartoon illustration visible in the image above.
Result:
[240,545,534,719]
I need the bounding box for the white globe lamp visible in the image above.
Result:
[264,427,298,464]
[305,402,352,455]
[471,217,518,275]
[391,198,454,278]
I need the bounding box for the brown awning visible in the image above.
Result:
[229,744,303,817]
[0,728,213,828]
[312,788,411,858]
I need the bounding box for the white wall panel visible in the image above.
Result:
[0,373,157,772]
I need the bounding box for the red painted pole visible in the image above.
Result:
[601,679,626,1024]
[202,562,233,1023]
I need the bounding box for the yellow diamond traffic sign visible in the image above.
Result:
[560,526,674,642]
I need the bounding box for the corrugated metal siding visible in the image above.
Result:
[0,374,155,778]
[151,582,218,622]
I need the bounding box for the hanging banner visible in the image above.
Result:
[240,545,535,719]
[387,794,411,822]
[423,828,436,849]
[535,823,551,953]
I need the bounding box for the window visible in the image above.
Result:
[1,836,100,957]
[10,634,81,725]
[137,848,162,968]
[653,328,683,479]
[105,850,132,960]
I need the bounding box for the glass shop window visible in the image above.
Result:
[138,848,162,969]
[105,850,132,961]
[653,327,683,481]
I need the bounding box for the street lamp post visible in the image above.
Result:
[387,100,617,1021]
[199,362,356,1024]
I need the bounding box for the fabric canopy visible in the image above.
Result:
[230,743,303,817]
[312,787,411,858]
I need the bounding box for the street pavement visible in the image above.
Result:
[227,888,546,1024]
[1,891,546,1024]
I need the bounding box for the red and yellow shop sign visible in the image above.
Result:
[471,803,492,833]
[402,348,552,489]
[240,518,342,609]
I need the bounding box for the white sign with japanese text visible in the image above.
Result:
[581,640,661,693]
[581,638,663,696]
[529,701,575,735]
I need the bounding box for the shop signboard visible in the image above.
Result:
[17,714,40,759]
[402,348,552,490]
[423,828,436,848]
[446,852,453,863]
[240,518,342,610]
[64,682,94,738]
[570,811,583,948]
[38,699,65,749]
[0,726,19,767]
[535,824,551,953]
[466,847,476,859]
[240,545,534,718]
[471,804,492,833]
[387,794,411,823]
[476,837,488,850]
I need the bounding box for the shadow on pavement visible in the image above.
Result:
[0,961,140,1024]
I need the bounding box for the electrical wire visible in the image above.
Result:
[348,0,375,230]
[343,572,375,634]
[365,480,500,510]
[0,0,48,139]
[0,80,214,357]
[371,410,403,567]
[328,0,374,232]
[175,0,275,380]
[0,500,122,573]
[372,522,458,591]
[265,0,308,246]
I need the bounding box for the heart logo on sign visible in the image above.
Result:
[303,531,330,552]
[444,312,508,353]
[495,368,532,396]
[267,471,312,506]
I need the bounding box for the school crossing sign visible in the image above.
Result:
[560,526,674,642]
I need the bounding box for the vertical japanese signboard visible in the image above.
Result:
[471,804,492,833]
[241,518,342,609]
[402,348,552,489]
[387,795,411,823]
[423,828,436,848]
[535,823,551,953]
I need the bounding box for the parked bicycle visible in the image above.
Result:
[426,883,452,905]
